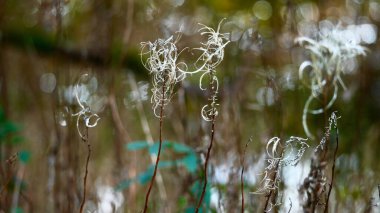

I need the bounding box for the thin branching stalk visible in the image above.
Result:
[196,113,215,213]
[11,164,25,212]
[196,70,218,213]
[287,198,292,213]
[143,78,166,213]
[253,136,308,212]
[263,149,284,212]
[79,127,90,213]
[300,112,339,212]
[0,153,18,201]
[324,129,339,213]
[71,74,100,213]
[241,138,251,213]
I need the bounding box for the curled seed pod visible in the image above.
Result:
[71,74,101,139]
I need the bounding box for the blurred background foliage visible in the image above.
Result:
[0,0,380,212]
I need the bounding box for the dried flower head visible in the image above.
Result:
[296,23,369,138]
[253,136,309,209]
[193,19,230,76]
[141,35,186,117]
[71,74,101,139]
[180,19,230,87]
[315,112,340,152]
[178,19,230,121]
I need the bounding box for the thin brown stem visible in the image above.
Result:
[287,198,292,213]
[0,153,18,202]
[128,73,167,201]
[79,127,90,213]
[196,72,218,213]
[241,138,251,213]
[143,80,166,213]
[263,149,284,212]
[196,113,215,212]
[324,130,339,213]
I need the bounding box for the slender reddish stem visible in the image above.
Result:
[196,72,217,213]
[79,127,90,213]
[196,113,215,213]
[324,130,339,213]
[263,149,284,212]
[143,81,166,213]
[241,139,250,213]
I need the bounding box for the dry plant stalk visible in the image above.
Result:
[192,19,230,212]
[299,112,339,212]
[79,127,90,213]
[0,152,18,203]
[296,24,368,139]
[143,78,166,213]
[140,34,185,212]
[324,115,339,213]
[240,138,251,213]
[252,136,309,212]
[71,74,100,213]
[128,73,168,201]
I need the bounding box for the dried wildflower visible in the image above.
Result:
[140,35,186,117]
[315,112,340,152]
[283,136,310,166]
[296,23,368,139]
[192,19,230,213]
[299,156,328,212]
[179,19,230,121]
[299,112,340,211]
[253,136,308,211]
[71,74,100,139]
[140,33,189,213]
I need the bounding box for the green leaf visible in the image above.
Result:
[0,108,4,121]
[126,141,149,151]
[190,180,211,211]
[178,153,198,173]
[115,179,134,191]
[137,166,154,184]
[172,143,193,153]
[4,122,20,133]
[148,141,171,154]
[0,123,19,140]
[158,160,175,168]
[18,151,31,164]
[11,207,24,213]
[185,207,196,213]
[177,196,188,210]
[11,136,24,145]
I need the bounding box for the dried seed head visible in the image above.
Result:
[253,136,309,197]
[71,74,101,139]
[296,23,369,139]
[141,35,186,117]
